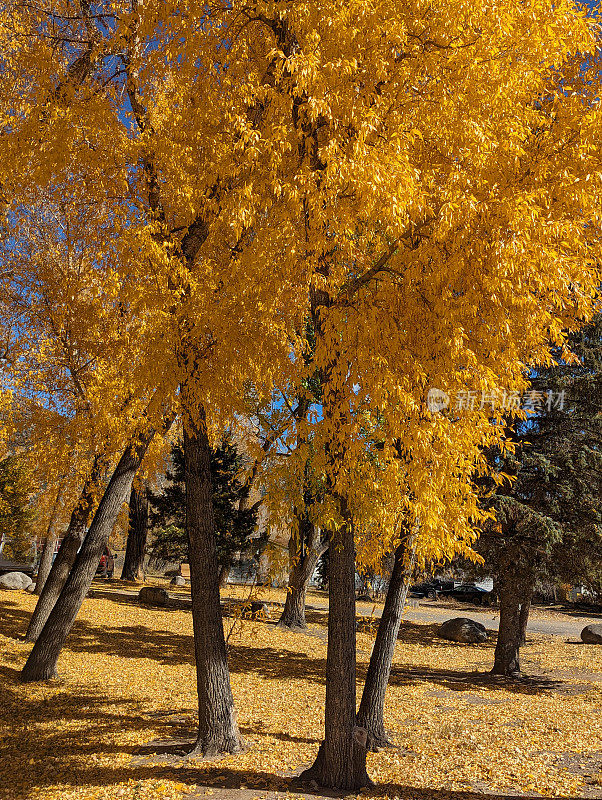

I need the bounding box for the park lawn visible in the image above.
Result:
[1,589,601,800]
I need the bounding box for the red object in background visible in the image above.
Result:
[96,547,115,578]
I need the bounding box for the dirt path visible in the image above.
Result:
[89,580,601,639]
[335,597,601,639]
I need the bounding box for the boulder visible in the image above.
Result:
[438,617,487,643]
[581,624,602,644]
[170,575,186,587]
[0,571,33,591]
[138,586,171,607]
[240,601,270,620]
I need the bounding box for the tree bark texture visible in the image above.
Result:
[299,511,369,789]
[121,481,148,582]
[492,577,521,675]
[492,556,535,676]
[21,429,157,681]
[25,456,105,642]
[357,532,416,749]
[519,583,534,647]
[182,395,244,756]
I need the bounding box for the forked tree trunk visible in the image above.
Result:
[21,429,158,681]
[279,519,327,630]
[299,512,370,790]
[182,399,244,756]
[25,456,105,642]
[34,484,65,595]
[357,533,416,749]
[121,481,148,582]
[492,574,522,676]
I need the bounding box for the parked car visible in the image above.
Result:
[96,548,114,578]
[439,583,494,606]
[409,579,454,599]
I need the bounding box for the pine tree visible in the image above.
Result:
[481,314,602,675]
[148,438,262,574]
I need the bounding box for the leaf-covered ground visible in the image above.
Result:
[1,588,601,800]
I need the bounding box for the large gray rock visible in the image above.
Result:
[0,571,33,591]
[581,624,602,644]
[438,617,487,643]
[138,586,171,607]
[170,575,186,587]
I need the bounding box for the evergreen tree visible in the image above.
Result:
[480,314,602,675]
[0,455,33,560]
[148,438,262,574]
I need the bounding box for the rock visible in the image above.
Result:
[438,617,487,643]
[581,624,602,644]
[240,601,270,619]
[163,568,179,578]
[170,575,186,587]
[138,586,171,607]
[0,571,33,591]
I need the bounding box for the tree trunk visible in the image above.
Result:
[25,456,105,642]
[519,583,534,647]
[492,574,522,676]
[279,520,327,629]
[298,510,370,790]
[34,483,65,595]
[298,284,369,789]
[121,481,148,582]
[357,533,416,750]
[218,564,230,588]
[183,399,244,756]
[21,428,158,682]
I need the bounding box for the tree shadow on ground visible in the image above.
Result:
[1,604,594,800]
[87,584,271,619]
[387,664,563,695]
[0,602,328,684]
[0,718,593,800]
[0,600,30,638]
[549,604,602,620]
[0,602,565,696]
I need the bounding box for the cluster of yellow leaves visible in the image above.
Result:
[1,0,602,566]
[2,588,602,800]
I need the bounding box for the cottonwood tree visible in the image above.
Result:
[0,196,162,641]
[3,0,602,783]
[21,407,174,682]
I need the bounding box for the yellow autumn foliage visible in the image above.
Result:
[0,0,600,561]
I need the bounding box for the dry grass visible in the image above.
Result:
[1,586,601,800]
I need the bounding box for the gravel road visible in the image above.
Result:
[352,597,602,639]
